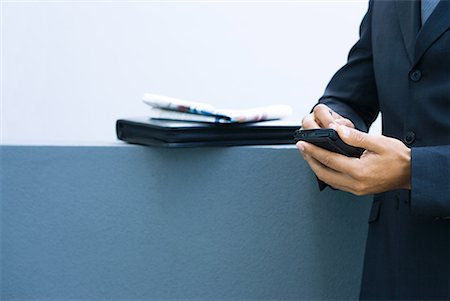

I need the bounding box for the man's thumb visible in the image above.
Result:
[336,125,382,152]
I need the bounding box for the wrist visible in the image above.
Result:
[400,146,412,190]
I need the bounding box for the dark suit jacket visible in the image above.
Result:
[317,0,450,299]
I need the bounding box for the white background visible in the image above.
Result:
[1,0,377,145]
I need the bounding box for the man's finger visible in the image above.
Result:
[336,125,384,153]
[334,118,355,128]
[313,104,336,128]
[301,114,320,129]
[300,141,359,174]
[303,153,356,190]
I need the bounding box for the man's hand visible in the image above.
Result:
[302,104,355,130]
[296,125,411,195]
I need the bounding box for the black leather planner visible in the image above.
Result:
[116,117,300,147]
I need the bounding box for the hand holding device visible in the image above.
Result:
[297,125,411,195]
[294,128,364,157]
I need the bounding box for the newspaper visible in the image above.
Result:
[143,93,293,123]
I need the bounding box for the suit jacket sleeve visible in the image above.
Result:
[411,145,450,218]
[317,0,379,132]
[314,1,450,218]
[314,1,379,190]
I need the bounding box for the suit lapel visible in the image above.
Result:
[395,0,421,65]
[414,0,450,65]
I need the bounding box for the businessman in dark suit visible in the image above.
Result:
[297,0,449,299]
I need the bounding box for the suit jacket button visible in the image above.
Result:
[409,69,422,82]
[404,131,416,145]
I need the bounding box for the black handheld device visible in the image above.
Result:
[294,128,365,157]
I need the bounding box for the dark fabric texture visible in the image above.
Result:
[316,0,450,299]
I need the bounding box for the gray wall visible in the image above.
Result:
[1,145,371,300]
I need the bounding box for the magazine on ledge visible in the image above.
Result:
[142,93,293,123]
